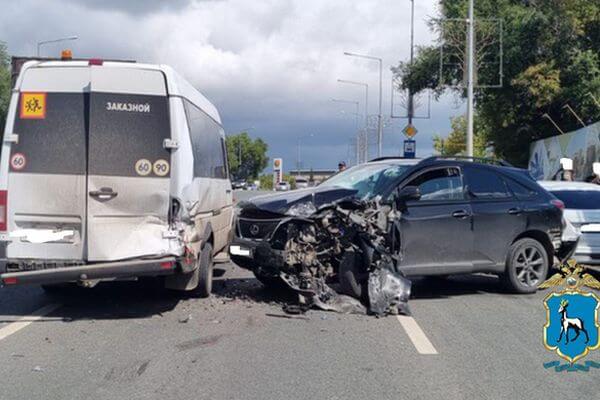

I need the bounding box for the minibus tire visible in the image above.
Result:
[197,243,214,298]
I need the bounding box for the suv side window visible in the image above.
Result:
[406,167,464,201]
[505,177,537,199]
[465,167,511,200]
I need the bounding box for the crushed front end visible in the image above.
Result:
[230,197,411,316]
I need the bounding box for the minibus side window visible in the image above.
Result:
[183,100,227,179]
[220,136,229,178]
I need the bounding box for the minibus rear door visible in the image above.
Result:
[86,66,172,261]
[5,66,89,261]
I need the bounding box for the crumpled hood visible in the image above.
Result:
[238,186,358,216]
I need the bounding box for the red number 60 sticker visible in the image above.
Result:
[10,153,27,171]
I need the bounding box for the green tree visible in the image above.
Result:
[283,174,296,190]
[393,0,600,166]
[433,115,489,157]
[258,173,296,191]
[0,41,10,130]
[259,174,273,190]
[226,132,269,180]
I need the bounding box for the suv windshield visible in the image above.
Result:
[320,162,413,198]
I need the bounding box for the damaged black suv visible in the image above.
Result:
[230,156,566,298]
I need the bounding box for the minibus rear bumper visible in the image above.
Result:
[0,257,177,286]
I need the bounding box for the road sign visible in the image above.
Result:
[403,140,416,158]
[402,124,418,138]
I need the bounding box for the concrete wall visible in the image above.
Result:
[529,121,600,180]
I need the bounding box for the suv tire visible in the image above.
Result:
[338,250,367,299]
[502,238,549,294]
[197,243,214,298]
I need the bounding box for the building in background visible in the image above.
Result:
[289,168,337,185]
[529,121,600,181]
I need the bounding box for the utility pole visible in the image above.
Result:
[466,0,475,157]
[407,0,415,126]
[377,59,383,157]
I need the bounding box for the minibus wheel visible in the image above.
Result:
[197,243,214,298]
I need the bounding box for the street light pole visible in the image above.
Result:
[296,133,314,174]
[542,113,565,135]
[466,0,475,157]
[296,138,300,173]
[562,104,587,128]
[333,99,361,165]
[37,35,78,57]
[338,79,369,160]
[343,52,383,157]
[332,99,360,130]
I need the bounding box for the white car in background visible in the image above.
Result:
[295,177,309,189]
[539,181,600,266]
[274,181,291,191]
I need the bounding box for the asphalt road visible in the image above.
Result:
[0,190,598,400]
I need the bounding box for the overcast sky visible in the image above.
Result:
[1,0,466,172]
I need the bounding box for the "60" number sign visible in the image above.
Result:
[10,153,27,171]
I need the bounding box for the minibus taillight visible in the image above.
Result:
[0,190,7,232]
[88,59,103,66]
[160,261,174,270]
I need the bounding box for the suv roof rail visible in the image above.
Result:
[369,156,421,162]
[420,156,513,167]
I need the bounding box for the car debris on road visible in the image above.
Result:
[239,197,412,317]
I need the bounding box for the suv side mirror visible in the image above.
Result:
[398,186,421,201]
[394,186,420,209]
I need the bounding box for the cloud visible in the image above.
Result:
[62,0,195,15]
[0,0,464,171]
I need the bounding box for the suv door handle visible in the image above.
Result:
[89,187,118,201]
[452,210,470,218]
[508,207,522,215]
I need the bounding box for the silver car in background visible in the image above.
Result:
[539,181,600,265]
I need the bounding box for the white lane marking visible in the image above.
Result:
[397,315,438,355]
[0,303,62,341]
[0,316,65,322]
